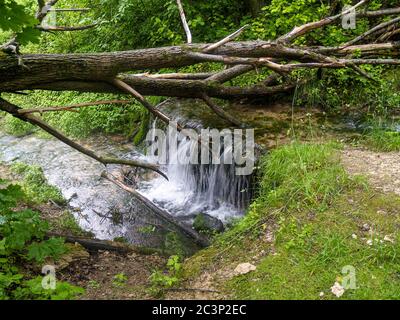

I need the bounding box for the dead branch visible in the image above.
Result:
[111,78,183,130]
[133,72,215,80]
[358,7,400,18]
[0,98,167,179]
[201,93,245,127]
[176,0,192,44]
[17,99,131,114]
[46,232,165,255]
[37,24,97,32]
[203,25,249,53]
[36,0,95,32]
[278,0,369,43]
[344,16,400,47]
[101,171,210,247]
[206,65,254,83]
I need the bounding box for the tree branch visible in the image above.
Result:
[17,99,131,114]
[176,0,192,44]
[0,98,167,179]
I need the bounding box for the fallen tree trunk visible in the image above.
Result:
[1,41,399,93]
[46,232,165,255]
[101,171,210,248]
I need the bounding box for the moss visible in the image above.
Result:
[10,162,65,205]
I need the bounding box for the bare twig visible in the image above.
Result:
[18,99,131,114]
[203,25,249,53]
[176,0,192,44]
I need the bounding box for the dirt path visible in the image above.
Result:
[341,147,400,195]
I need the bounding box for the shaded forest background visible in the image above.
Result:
[1,0,399,140]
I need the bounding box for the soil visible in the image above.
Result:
[341,147,400,195]
[59,250,165,300]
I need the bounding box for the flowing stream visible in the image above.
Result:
[0,100,253,248]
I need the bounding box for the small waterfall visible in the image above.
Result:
[138,120,253,222]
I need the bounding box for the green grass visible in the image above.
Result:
[363,129,400,152]
[179,141,400,300]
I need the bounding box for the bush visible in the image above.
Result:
[0,181,84,300]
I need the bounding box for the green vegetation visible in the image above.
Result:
[0,180,84,300]
[179,142,400,299]
[10,162,65,205]
[150,255,182,297]
[49,211,87,237]
[1,0,399,139]
[112,273,128,288]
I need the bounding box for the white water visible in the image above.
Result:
[137,122,251,222]
[0,117,252,244]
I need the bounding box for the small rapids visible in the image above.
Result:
[0,100,254,248]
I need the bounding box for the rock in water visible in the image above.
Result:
[193,213,224,233]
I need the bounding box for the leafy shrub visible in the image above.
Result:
[0,181,84,300]
[149,255,182,296]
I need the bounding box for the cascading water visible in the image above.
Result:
[0,99,255,248]
[137,120,253,222]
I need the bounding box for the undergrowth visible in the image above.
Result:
[0,180,84,300]
[10,162,65,205]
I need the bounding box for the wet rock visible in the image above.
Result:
[193,213,224,233]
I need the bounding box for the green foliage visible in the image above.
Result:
[181,142,400,299]
[0,0,40,44]
[13,276,84,300]
[1,91,150,139]
[112,272,128,287]
[27,237,67,263]
[49,211,86,236]
[256,142,355,211]
[10,162,64,205]
[149,255,182,296]
[0,182,83,300]
[0,115,36,137]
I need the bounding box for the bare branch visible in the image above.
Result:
[358,7,400,18]
[278,0,369,43]
[203,25,249,53]
[206,65,254,83]
[343,16,400,47]
[0,98,167,179]
[201,93,245,127]
[111,78,182,129]
[131,72,215,80]
[176,0,192,44]
[101,171,209,247]
[17,99,131,115]
[37,24,97,32]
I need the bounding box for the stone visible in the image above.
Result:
[234,262,257,275]
[193,213,224,233]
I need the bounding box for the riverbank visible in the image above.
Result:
[163,143,400,300]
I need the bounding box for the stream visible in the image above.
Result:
[0,99,254,249]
